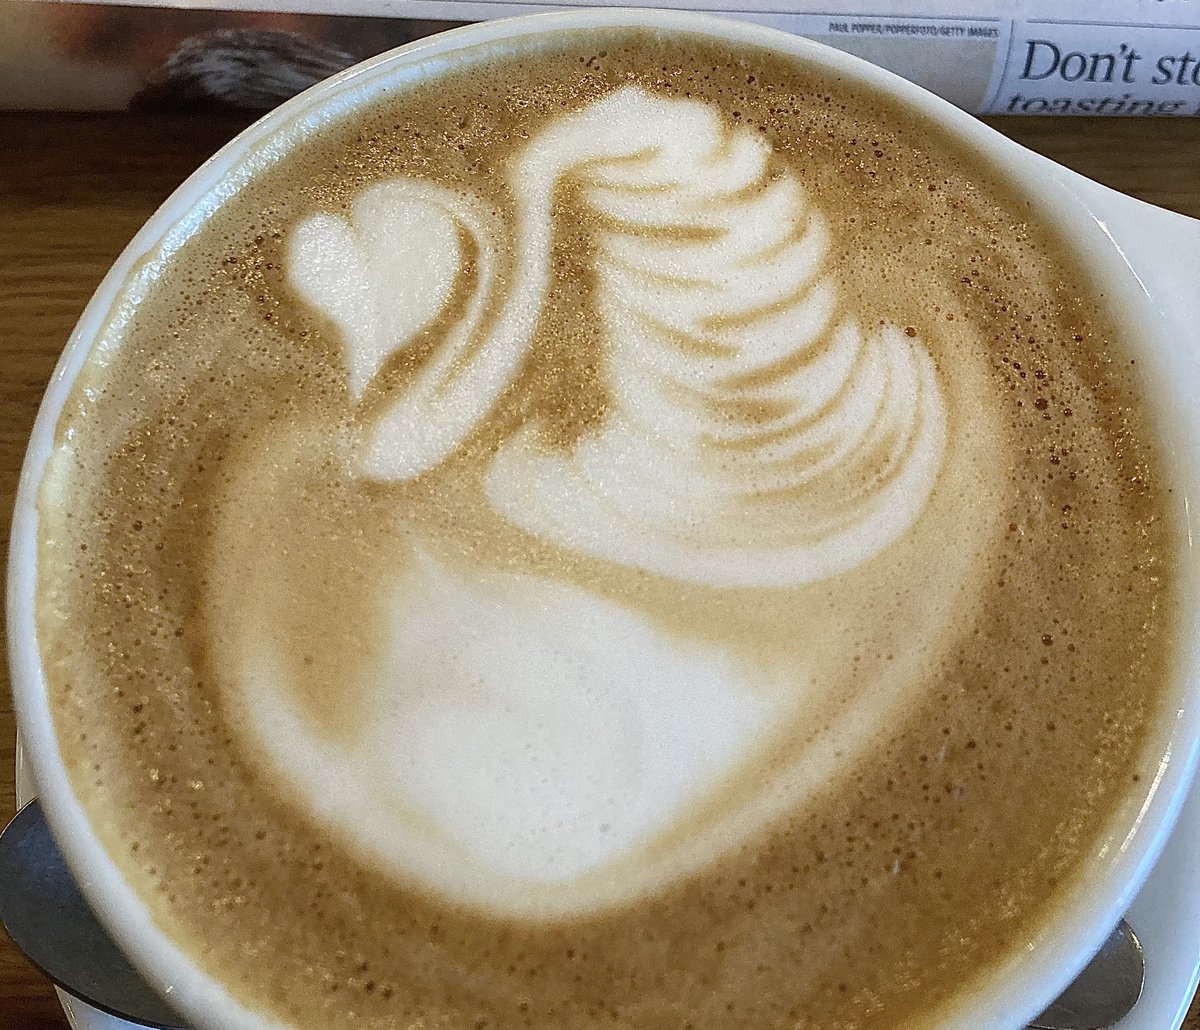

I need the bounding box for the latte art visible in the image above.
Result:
[235,86,958,910]
[37,27,1177,1030]
[292,87,948,587]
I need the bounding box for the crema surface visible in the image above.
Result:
[37,27,1179,1030]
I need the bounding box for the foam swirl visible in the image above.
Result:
[215,531,793,913]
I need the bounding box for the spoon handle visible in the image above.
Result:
[0,800,189,1029]
[1027,920,1145,1030]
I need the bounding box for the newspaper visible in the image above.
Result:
[2,0,1200,113]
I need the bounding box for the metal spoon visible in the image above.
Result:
[1029,920,1145,1029]
[0,799,187,1028]
[0,798,1145,1030]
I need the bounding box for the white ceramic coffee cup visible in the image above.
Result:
[8,9,1200,1030]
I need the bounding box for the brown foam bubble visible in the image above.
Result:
[37,26,1179,1030]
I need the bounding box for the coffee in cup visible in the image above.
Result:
[32,23,1180,1029]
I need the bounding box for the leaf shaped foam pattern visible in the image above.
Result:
[485,87,948,587]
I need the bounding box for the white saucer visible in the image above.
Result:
[14,741,1200,1030]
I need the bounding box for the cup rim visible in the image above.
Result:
[8,9,1200,1030]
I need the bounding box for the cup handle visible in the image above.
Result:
[1050,162,1200,353]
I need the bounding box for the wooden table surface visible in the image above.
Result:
[2,110,1199,1029]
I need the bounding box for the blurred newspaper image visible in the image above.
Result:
[2,0,1199,114]
[0,4,462,110]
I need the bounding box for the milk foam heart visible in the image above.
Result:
[289,183,468,398]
